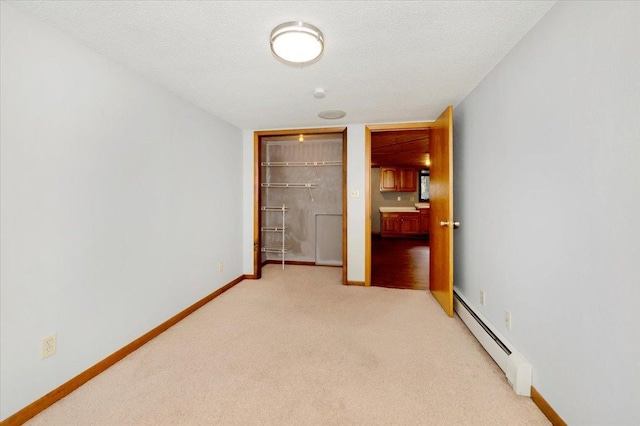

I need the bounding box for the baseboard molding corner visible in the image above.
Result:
[0,275,245,426]
[531,386,567,426]
[346,280,366,286]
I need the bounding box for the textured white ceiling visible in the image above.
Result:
[8,1,556,130]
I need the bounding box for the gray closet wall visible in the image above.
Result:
[261,136,343,265]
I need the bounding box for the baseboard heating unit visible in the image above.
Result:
[453,290,532,396]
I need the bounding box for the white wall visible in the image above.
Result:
[345,124,366,282]
[453,2,640,424]
[242,130,255,274]
[0,4,243,420]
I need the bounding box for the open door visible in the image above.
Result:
[429,106,455,317]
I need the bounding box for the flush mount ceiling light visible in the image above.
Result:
[270,21,324,64]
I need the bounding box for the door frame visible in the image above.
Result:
[365,122,433,287]
[253,127,348,284]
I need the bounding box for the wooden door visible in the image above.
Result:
[429,106,454,317]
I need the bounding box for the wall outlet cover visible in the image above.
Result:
[504,310,512,331]
[41,334,57,359]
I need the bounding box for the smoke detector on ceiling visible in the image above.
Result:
[313,88,326,99]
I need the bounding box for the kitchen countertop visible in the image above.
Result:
[379,207,419,213]
[379,203,430,213]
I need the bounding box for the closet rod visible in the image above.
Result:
[261,161,342,167]
[261,247,289,253]
[261,183,316,188]
[261,227,286,232]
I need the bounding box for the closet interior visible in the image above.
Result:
[260,133,343,269]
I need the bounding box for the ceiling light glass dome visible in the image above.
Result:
[270,22,324,64]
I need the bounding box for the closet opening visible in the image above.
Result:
[253,127,347,284]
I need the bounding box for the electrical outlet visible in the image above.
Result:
[218,262,224,272]
[41,334,57,359]
[480,290,485,306]
[504,310,512,331]
[350,189,360,198]
[397,196,401,201]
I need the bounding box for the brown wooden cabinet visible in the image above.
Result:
[419,208,430,234]
[379,167,417,192]
[380,168,398,191]
[398,169,417,192]
[381,213,401,234]
[380,212,420,237]
[400,214,420,234]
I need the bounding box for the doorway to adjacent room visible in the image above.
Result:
[365,106,455,316]
[367,124,431,290]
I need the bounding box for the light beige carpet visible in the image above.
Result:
[27,265,549,425]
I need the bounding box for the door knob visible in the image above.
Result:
[439,221,461,228]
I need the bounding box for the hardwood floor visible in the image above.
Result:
[371,234,430,290]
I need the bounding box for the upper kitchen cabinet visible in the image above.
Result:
[372,129,428,192]
[398,169,417,192]
[380,167,397,191]
[379,167,417,192]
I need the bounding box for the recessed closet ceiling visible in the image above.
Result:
[8,1,556,130]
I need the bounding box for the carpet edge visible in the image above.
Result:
[0,275,247,426]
